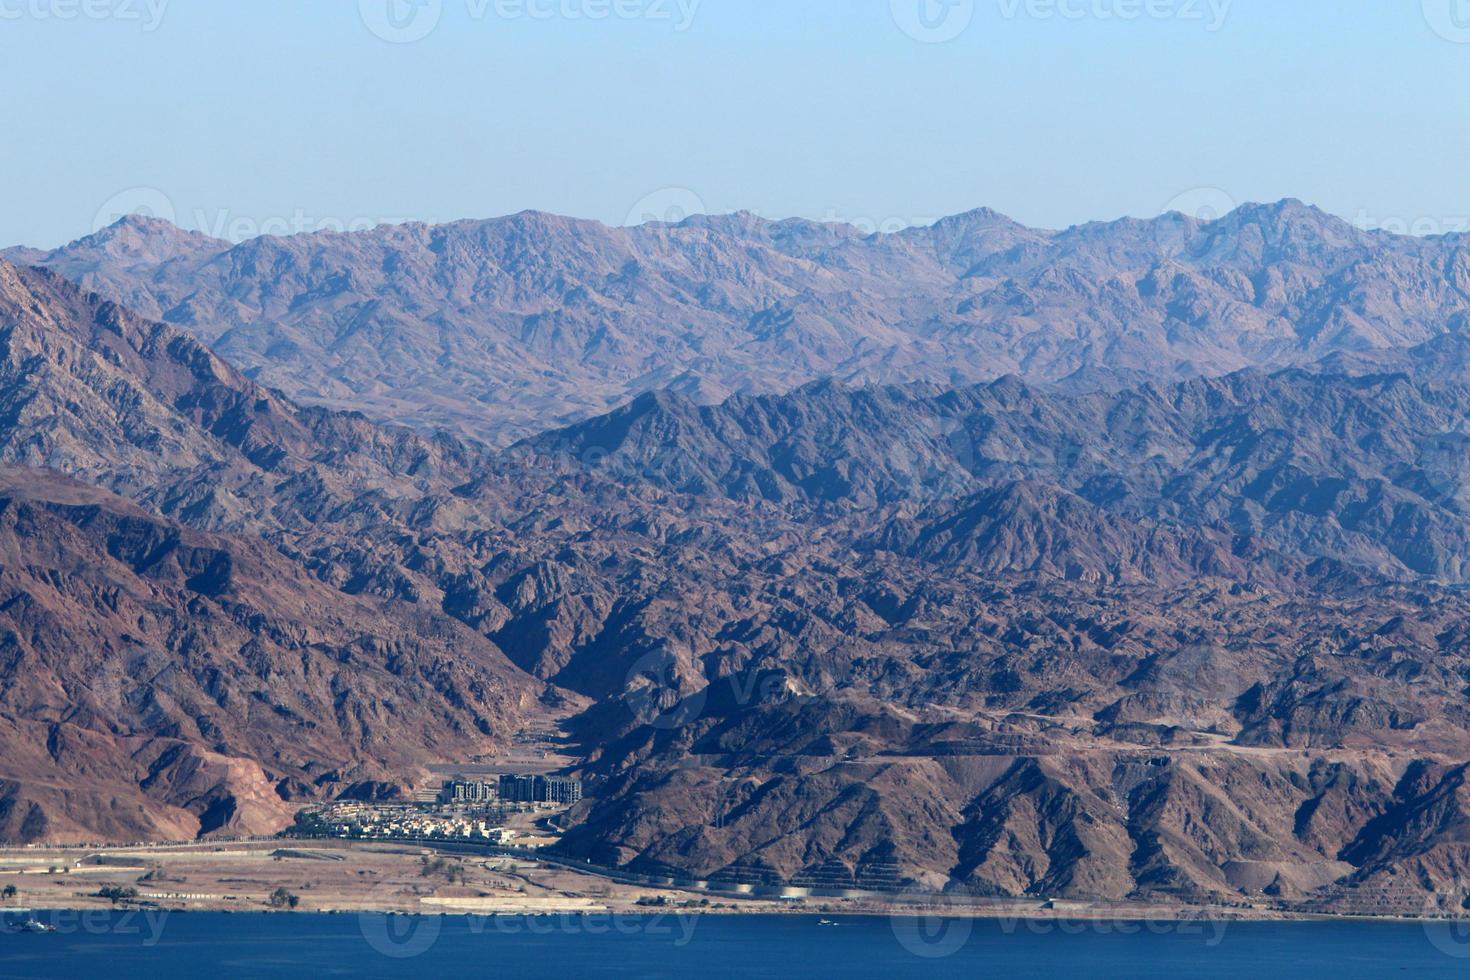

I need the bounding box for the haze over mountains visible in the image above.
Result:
[10,199,1470,444]
[7,201,1470,912]
[0,262,545,840]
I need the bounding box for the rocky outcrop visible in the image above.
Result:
[12,200,1470,444]
[7,245,1470,913]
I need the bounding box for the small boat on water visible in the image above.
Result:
[3,913,57,935]
[816,918,839,927]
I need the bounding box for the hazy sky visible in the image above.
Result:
[3,0,1469,247]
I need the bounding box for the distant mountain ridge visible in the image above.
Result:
[9,199,1470,444]
[0,259,544,842]
[525,349,1470,583]
[11,208,1470,912]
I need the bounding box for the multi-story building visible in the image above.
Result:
[539,776,583,805]
[440,774,582,806]
[495,774,583,805]
[498,774,539,803]
[443,780,499,805]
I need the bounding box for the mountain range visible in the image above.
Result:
[9,199,1470,444]
[6,202,1470,913]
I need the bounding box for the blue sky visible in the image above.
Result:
[2,0,1468,246]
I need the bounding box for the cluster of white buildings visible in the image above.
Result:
[316,805,518,845]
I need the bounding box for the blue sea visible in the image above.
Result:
[5,909,1470,978]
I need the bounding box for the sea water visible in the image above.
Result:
[3,909,1467,978]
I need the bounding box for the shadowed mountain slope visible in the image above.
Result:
[0,261,545,841]
[12,200,1470,443]
[8,250,1470,913]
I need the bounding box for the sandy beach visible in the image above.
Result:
[0,839,1438,927]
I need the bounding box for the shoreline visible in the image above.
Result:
[2,901,1457,928]
[0,838,1452,926]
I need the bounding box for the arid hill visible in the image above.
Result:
[0,262,546,841]
[11,200,1470,444]
[7,224,1470,913]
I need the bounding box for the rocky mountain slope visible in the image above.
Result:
[527,352,1470,583]
[0,261,546,842]
[7,229,1470,913]
[11,200,1470,444]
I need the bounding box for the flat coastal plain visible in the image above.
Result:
[0,841,1405,926]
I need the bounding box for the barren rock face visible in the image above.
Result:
[6,200,1470,911]
[0,263,544,841]
[11,200,1470,445]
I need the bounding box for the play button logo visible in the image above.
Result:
[360,0,442,44]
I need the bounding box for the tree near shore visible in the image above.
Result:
[269,887,301,910]
[96,886,138,905]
